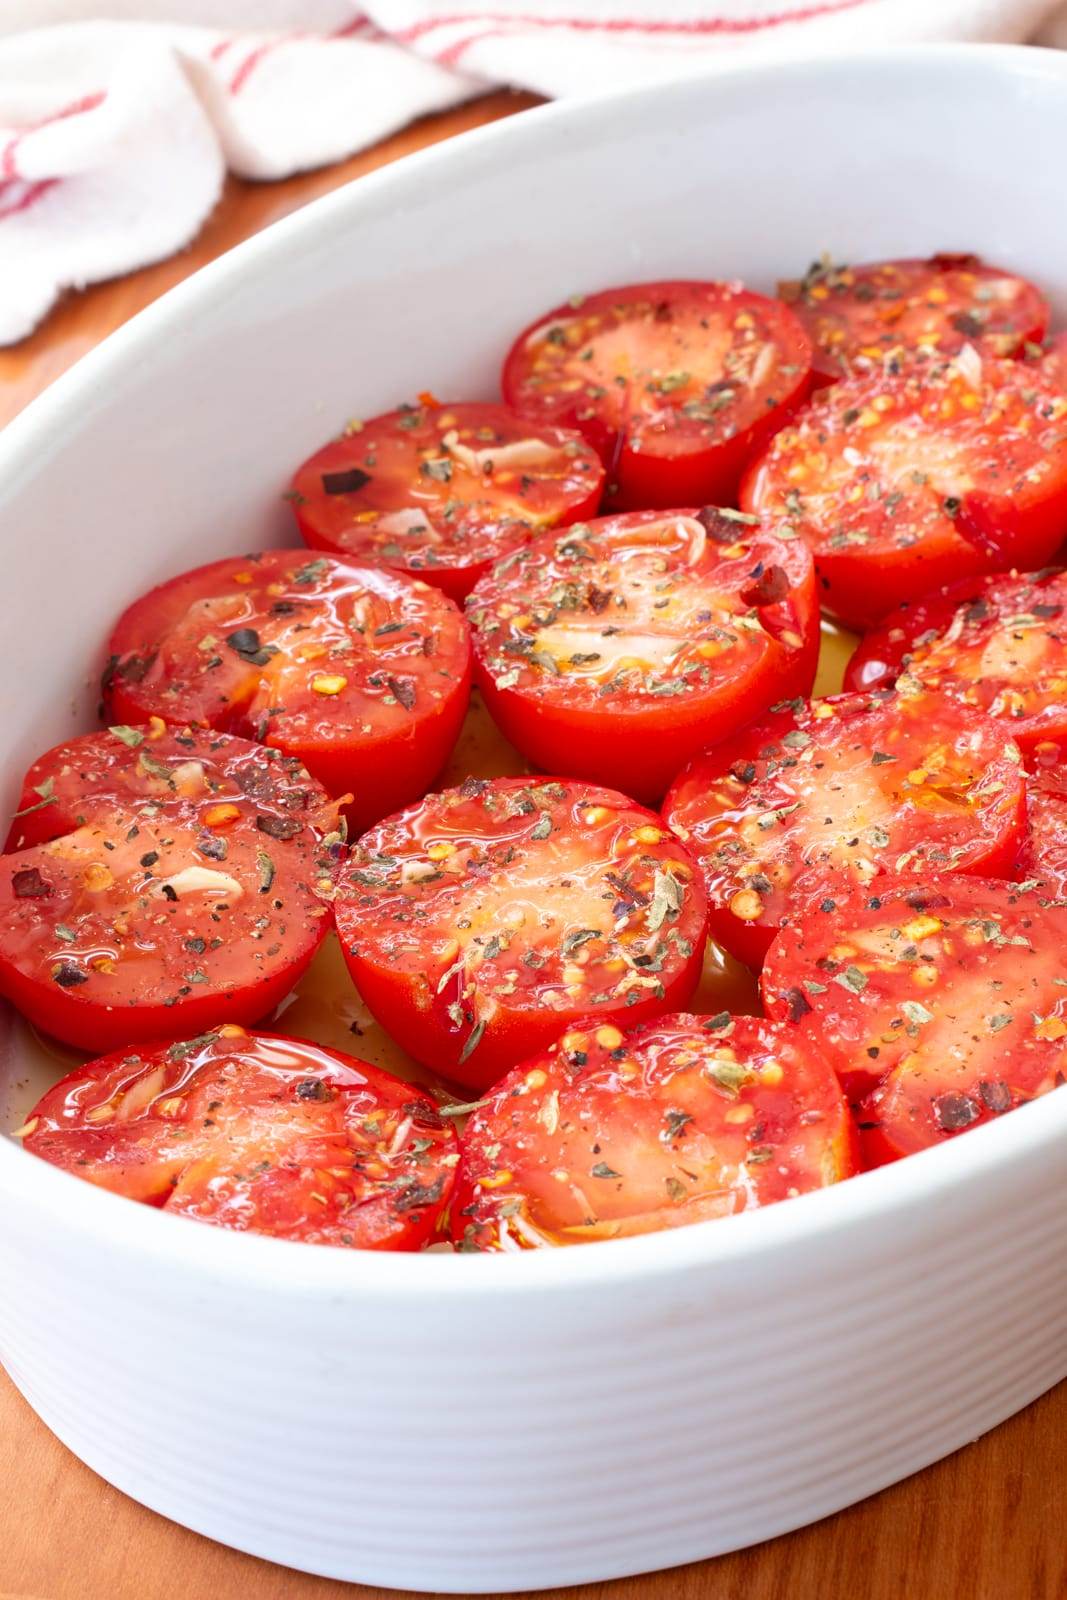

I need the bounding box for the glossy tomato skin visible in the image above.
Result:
[664,688,1026,971]
[740,356,1067,630]
[779,254,1049,385]
[501,281,813,510]
[451,1011,857,1250]
[292,401,605,602]
[335,776,709,1091]
[6,724,340,853]
[844,569,1067,761]
[102,550,472,834]
[466,509,819,802]
[1014,753,1067,897]
[0,727,340,1052]
[21,1027,457,1249]
[762,876,1067,1138]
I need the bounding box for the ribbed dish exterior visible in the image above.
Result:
[1,1114,1064,1591]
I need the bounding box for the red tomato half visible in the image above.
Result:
[451,1011,856,1250]
[844,569,1067,761]
[466,509,818,802]
[779,254,1048,385]
[6,723,340,853]
[501,281,813,509]
[0,735,337,1051]
[335,776,708,1091]
[761,876,1067,1141]
[102,550,471,834]
[664,688,1026,970]
[1037,330,1067,390]
[1015,757,1067,897]
[740,355,1067,629]
[21,1027,456,1249]
[292,402,604,602]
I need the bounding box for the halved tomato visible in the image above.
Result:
[335,776,708,1090]
[0,752,337,1051]
[844,568,1067,759]
[6,723,340,853]
[19,1026,457,1249]
[451,1011,856,1250]
[501,281,813,509]
[102,550,471,833]
[1015,754,1067,897]
[664,688,1026,970]
[1037,330,1067,390]
[291,401,604,602]
[466,508,818,802]
[740,354,1067,629]
[779,254,1048,385]
[761,875,1067,1141]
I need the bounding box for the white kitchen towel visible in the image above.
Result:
[0,0,1065,346]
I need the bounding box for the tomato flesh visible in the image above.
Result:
[0,726,338,1052]
[845,568,1067,760]
[335,776,708,1091]
[21,1027,457,1249]
[1015,755,1067,897]
[103,550,472,834]
[761,876,1067,1139]
[6,724,339,853]
[451,1011,856,1250]
[466,509,819,802]
[501,281,813,509]
[740,355,1067,629]
[665,688,1026,971]
[292,401,604,602]
[779,254,1048,384]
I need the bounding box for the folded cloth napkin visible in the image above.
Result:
[0,0,1065,345]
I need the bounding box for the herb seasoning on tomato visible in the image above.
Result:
[466,508,818,801]
[741,353,1067,629]
[452,1011,856,1249]
[502,281,812,509]
[780,254,1048,384]
[291,401,604,601]
[19,1027,457,1249]
[665,688,1026,969]
[335,776,708,1090]
[6,723,339,852]
[102,550,472,833]
[845,568,1067,759]
[0,724,340,1052]
[762,876,1067,1136]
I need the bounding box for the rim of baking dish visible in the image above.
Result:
[1,41,1066,1295]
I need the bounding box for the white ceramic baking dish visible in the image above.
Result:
[1,42,1066,1595]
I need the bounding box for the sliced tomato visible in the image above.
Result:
[501,281,813,509]
[779,254,1048,385]
[761,875,1067,1143]
[20,1027,456,1249]
[102,550,471,834]
[740,354,1067,629]
[844,568,1067,761]
[451,1011,856,1250]
[0,762,337,1051]
[1036,330,1067,390]
[6,723,340,853]
[466,509,818,802]
[335,776,708,1091]
[665,688,1026,971]
[1015,754,1067,897]
[291,401,604,602]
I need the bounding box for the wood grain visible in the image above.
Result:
[0,88,1063,1600]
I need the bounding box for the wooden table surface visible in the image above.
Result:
[0,89,1064,1600]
